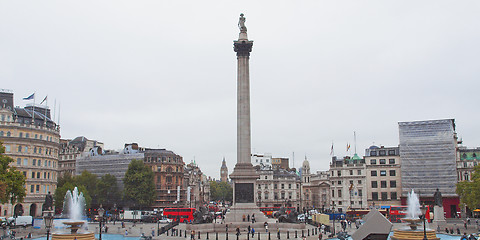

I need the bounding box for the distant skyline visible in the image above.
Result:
[2,1,479,179]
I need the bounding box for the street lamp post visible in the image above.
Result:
[98,205,105,240]
[332,202,336,236]
[43,210,54,240]
[421,205,427,240]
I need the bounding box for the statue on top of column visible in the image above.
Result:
[238,13,247,33]
[433,188,443,207]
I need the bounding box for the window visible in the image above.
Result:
[391,192,397,200]
[390,181,397,188]
[31,172,35,178]
[274,184,277,189]
[288,184,292,189]
[258,184,261,190]
[388,150,396,155]
[349,180,354,185]
[379,159,386,164]
[4,145,9,152]
[18,146,22,152]
[37,172,40,178]
[19,132,23,138]
[370,151,377,156]
[380,170,386,176]
[26,133,29,138]
[332,190,335,198]
[371,181,377,188]
[36,185,40,193]
[390,170,396,176]
[370,159,377,165]
[371,171,377,176]
[358,180,362,184]
[30,185,34,193]
[281,184,284,189]
[33,159,36,166]
[357,170,361,175]
[44,172,46,179]
[381,192,388,200]
[337,170,341,176]
[281,192,285,199]
[274,193,278,200]
[372,192,378,200]
[0,131,3,136]
[337,180,341,184]
[17,158,21,165]
[23,159,28,165]
[381,181,387,188]
[38,160,41,166]
[265,176,268,180]
[265,193,268,200]
[338,190,342,198]
[350,170,353,175]
[389,159,395,164]
[358,189,363,197]
[379,150,386,156]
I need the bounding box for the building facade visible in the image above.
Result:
[399,119,459,218]
[255,168,301,210]
[0,90,60,217]
[252,153,272,170]
[272,157,289,170]
[364,146,401,207]
[59,136,103,177]
[329,154,367,213]
[184,162,209,208]
[456,147,480,182]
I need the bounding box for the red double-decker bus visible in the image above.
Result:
[163,208,196,223]
[389,206,431,223]
[260,207,295,217]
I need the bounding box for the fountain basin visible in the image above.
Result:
[390,229,440,240]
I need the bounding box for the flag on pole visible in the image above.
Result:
[23,93,35,100]
[330,143,334,155]
[40,96,48,104]
[347,143,351,152]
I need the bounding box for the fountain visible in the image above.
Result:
[52,187,95,240]
[390,190,439,240]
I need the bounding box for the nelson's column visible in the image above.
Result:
[226,13,266,223]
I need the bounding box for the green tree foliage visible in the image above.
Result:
[457,165,480,209]
[96,174,120,208]
[0,142,26,204]
[209,181,233,202]
[123,159,155,209]
[75,171,98,198]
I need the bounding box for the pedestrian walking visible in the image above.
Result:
[248,225,251,234]
[125,230,128,236]
[236,227,241,236]
[318,231,322,240]
[243,214,246,222]
[191,230,195,240]
[251,227,255,238]
[247,214,250,222]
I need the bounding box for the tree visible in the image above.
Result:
[96,174,120,208]
[123,159,155,209]
[457,165,480,210]
[75,171,98,198]
[0,142,26,204]
[209,181,233,202]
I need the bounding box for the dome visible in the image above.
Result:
[369,145,379,149]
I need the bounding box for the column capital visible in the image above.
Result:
[234,40,253,57]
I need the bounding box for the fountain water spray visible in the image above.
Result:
[62,187,86,220]
[406,189,421,219]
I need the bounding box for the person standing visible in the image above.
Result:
[251,227,255,238]
[318,231,323,240]
[248,225,251,235]
[191,230,195,240]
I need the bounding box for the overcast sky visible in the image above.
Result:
[1,1,479,179]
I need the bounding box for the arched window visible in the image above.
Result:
[6,132,11,137]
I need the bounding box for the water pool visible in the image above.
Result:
[34,234,139,240]
[328,232,471,240]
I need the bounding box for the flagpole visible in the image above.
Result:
[53,99,56,125]
[44,96,48,126]
[354,131,357,154]
[32,92,35,125]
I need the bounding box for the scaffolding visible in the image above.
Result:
[399,119,458,197]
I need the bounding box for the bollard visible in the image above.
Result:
[287,231,289,239]
[315,228,317,235]
[237,233,239,240]
[180,229,182,237]
[268,232,271,240]
[277,231,280,239]
[248,231,250,240]
[258,232,260,240]
[207,232,209,239]
[301,230,304,238]
[216,232,219,240]
[308,229,310,236]
[226,232,229,240]
[167,230,169,236]
[198,232,201,239]
[295,230,297,238]
[185,230,187,238]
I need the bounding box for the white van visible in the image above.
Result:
[7,216,33,226]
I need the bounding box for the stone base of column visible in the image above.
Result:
[433,206,446,226]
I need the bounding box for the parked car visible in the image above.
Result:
[7,216,33,226]
[158,218,172,224]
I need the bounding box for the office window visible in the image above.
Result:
[18,146,22,152]
[380,170,386,176]
[358,189,363,197]
[379,150,386,156]
[288,184,292,189]
[332,190,335,198]
[338,180,342,184]
[370,151,377,156]
[371,171,377,176]
[358,180,362,184]
[281,184,284,189]
[36,185,40,193]
[31,172,35,178]
[370,159,377,165]
[357,170,362,175]
[30,185,34,193]
[33,159,36,166]
[337,170,341,176]
[371,181,377,188]
[390,181,397,188]
[391,192,397,200]
[350,170,353,175]
[23,159,28,165]
[17,158,21,165]
[390,170,396,176]
[379,159,386,164]
[389,159,395,164]
[372,192,378,200]
[388,150,396,155]
[381,181,387,188]
[338,189,342,198]
[381,192,388,200]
